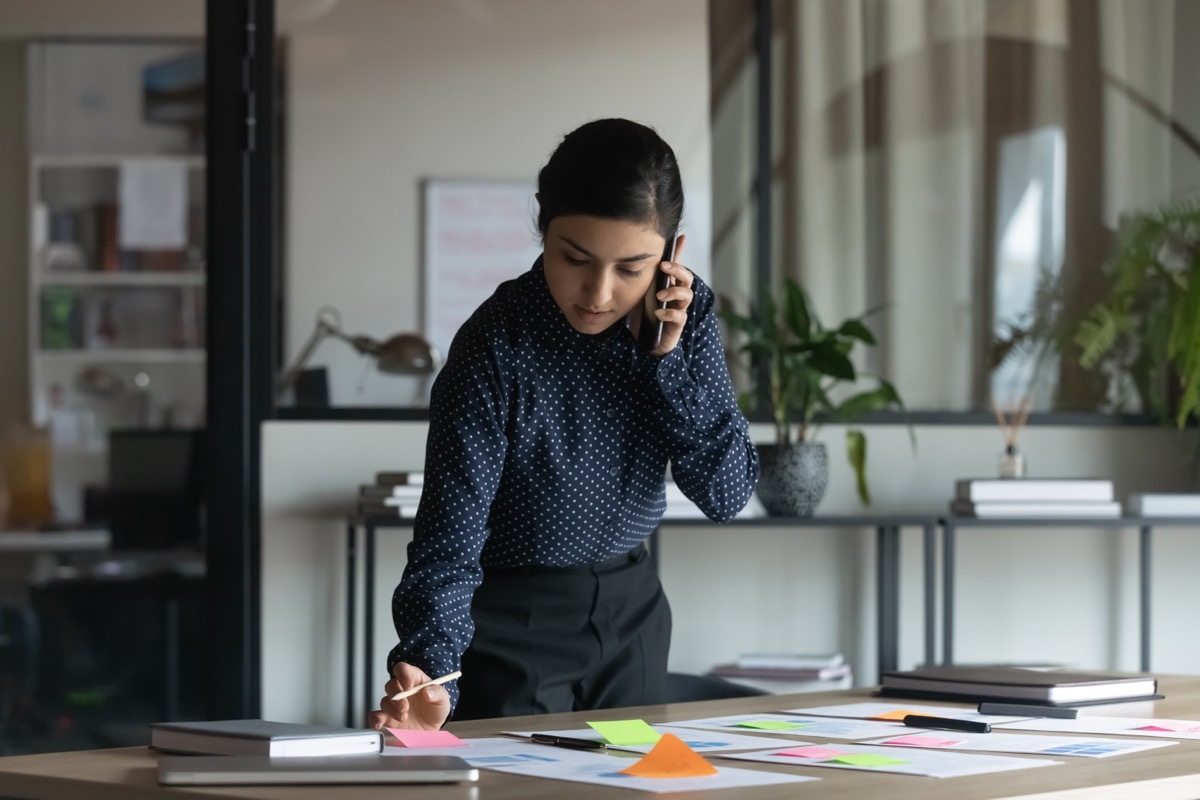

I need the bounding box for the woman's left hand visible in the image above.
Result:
[651,233,693,357]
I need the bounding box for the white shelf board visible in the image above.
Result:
[33,271,206,287]
[35,349,206,364]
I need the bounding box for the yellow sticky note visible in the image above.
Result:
[831,753,908,767]
[619,733,718,778]
[869,709,922,721]
[587,719,661,746]
[733,719,807,730]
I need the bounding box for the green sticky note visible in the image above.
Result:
[587,719,662,746]
[832,753,908,767]
[733,720,806,731]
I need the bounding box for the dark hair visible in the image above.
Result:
[536,118,684,241]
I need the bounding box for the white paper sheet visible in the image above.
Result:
[860,730,1176,758]
[502,726,804,753]
[119,159,187,249]
[784,701,1028,724]
[490,754,818,794]
[725,743,1061,778]
[998,715,1200,740]
[666,712,912,739]
[382,736,605,768]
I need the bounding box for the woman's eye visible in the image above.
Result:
[566,255,589,266]
[619,268,642,278]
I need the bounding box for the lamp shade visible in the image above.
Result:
[374,333,440,375]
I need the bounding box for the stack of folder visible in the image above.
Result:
[950,478,1121,519]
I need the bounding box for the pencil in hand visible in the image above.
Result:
[390,670,462,701]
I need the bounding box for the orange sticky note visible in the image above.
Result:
[619,733,718,779]
[385,727,465,748]
[869,709,923,721]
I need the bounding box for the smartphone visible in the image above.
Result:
[638,232,678,352]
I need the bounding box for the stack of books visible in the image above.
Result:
[951,478,1121,519]
[878,665,1160,706]
[358,471,424,518]
[1127,493,1200,517]
[662,481,763,519]
[708,652,852,695]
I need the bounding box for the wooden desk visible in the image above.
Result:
[5,676,1200,799]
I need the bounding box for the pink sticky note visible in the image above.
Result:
[775,745,849,759]
[385,727,465,748]
[1136,725,1175,732]
[882,734,962,748]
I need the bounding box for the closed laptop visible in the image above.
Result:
[157,754,478,785]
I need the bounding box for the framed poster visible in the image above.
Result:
[422,180,540,361]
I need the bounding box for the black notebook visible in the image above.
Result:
[150,719,383,757]
[878,666,1160,706]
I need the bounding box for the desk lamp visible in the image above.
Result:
[276,308,441,404]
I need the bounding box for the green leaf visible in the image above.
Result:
[783,281,812,340]
[846,429,870,505]
[807,343,856,380]
[835,388,894,420]
[837,318,877,344]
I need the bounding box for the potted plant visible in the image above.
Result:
[1074,200,1200,428]
[720,279,910,515]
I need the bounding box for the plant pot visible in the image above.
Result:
[755,442,828,517]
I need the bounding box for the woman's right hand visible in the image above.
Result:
[367,662,452,731]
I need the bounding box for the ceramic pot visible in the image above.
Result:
[755,442,828,517]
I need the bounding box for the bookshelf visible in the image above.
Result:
[27,153,207,432]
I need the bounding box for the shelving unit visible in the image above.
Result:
[27,154,207,430]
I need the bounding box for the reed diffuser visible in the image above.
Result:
[992,396,1030,479]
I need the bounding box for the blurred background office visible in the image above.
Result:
[2,0,1198,754]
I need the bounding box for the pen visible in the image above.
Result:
[529,734,608,751]
[903,714,991,734]
[389,670,463,701]
[978,702,1080,719]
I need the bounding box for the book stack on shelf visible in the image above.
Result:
[708,652,852,695]
[1126,493,1200,517]
[358,471,423,519]
[951,478,1121,519]
[662,480,764,519]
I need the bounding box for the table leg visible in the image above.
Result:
[1140,525,1151,673]
[363,523,377,725]
[876,525,900,675]
[345,519,357,728]
[942,521,956,665]
[924,521,936,667]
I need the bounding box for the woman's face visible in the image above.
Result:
[542,215,667,335]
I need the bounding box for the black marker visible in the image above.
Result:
[529,734,608,751]
[978,702,1080,720]
[903,714,991,734]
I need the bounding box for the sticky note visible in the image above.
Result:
[831,753,908,767]
[385,727,465,748]
[1136,724,1200,732]
[882,734,961,747]
[869,709,923,721]
[775,745,848,759]
[619,733,718,778]
[732,719,806,730]
[587,719,661,746]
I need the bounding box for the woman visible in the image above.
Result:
[370,118,758,730]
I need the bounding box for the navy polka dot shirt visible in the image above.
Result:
[388,257,759,710]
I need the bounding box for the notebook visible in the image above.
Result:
[157,754,478,785]
[878,666,1160,706]
[150,719,383,757]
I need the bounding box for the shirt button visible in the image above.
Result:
[609,466,620,477]
[606,408,617,418]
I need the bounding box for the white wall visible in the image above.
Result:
[261,419,1199,725]
[284,0,712,406]
[0,42,27,426]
